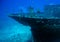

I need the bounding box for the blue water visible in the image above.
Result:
[0,0,60,42]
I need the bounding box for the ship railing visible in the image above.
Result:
[10,13,60,19]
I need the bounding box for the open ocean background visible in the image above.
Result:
[0,0,60,42]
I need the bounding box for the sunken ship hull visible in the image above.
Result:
[9,15,60,42]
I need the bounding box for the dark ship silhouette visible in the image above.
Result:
[9,5,60,42]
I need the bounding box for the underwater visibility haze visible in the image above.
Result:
[0,0,60,42]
